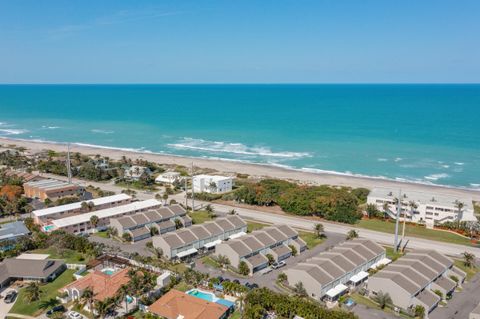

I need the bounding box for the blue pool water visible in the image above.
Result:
[101,269,115,275]
[1,84,479,188]
[42,225,55,232]
[187,289,215,302]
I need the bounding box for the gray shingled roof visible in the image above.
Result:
[245,254,268,268]
[0,258,65,283]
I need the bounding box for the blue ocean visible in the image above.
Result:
[0,84,479,189]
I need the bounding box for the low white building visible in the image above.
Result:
[367,188,477,227]
[155,171,182,184]
[193,175,233,194]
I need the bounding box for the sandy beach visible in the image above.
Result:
[2,137,480,201]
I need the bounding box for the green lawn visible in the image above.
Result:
[174,281,193,292]
[454,259,478,280]
[10,269,76,316]
[349,293,411,319]
[298,231,324,249]
[247,221,269,233]
[385,246,404,262]
[93,230,110,238]
[201,256,221,269]
[229,311,242,319]
[189,210,214,224]
[29,247,89,264]
[355,219,474,246]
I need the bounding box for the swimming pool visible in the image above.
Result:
[43,225,56,232]
[186,289,235,309]
[187,289,217,302]
[101,268,116,275]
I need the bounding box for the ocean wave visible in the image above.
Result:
[394,157,403,162]
[424,173,450,181]
[91,129,114,134]
[454,162,465,166]
[377,158,388,162]
[0,128,28,135]
[42,126,60,129]
[167,137,311,159]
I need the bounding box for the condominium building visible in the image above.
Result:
[33,194,132,225]
[215,225,307,275]
[49,199,162,234]
[24,179,84,201]
[285,239,386,302]
[153,215,247,259]
[367,187,477,227]
[193,175,233,194]
[110,205,192,242]
[368,250,466,314]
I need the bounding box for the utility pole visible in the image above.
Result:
[66,143,72,184]
[184,176,188,208]
[394,189,401,252]
[191,162,195,212]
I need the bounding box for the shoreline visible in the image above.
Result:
[2,137,480,200]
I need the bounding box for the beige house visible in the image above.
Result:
[368,250,466,314]
[215,224,306,275]
[153,215,247,259]
[24,179,84,201]
[110,204,191,242]
[285,239,386,302]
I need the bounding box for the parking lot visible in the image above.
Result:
[195,231,347,291]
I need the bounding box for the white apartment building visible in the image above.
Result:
[367,188,477,227]
[192,175,233,194]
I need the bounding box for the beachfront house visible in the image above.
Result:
[155,171,183,185]
[193,175,233,194]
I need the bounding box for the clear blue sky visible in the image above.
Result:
[1,0,479,83]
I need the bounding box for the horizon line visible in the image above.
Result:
[1,82,480,86]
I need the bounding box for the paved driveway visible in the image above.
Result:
[430,272,480,319]
[195,231,346,291]
[0,288,19,319]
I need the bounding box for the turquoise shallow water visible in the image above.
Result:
[0,84,479,189]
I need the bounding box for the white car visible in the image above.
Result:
[68,311,83,319]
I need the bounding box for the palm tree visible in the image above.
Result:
[455,200,465,226]
[81,287,95,315]
[293,282,307,297]
[162,192,169,205]
[205,204,214,214]
[346,229,359,240]
[81,201,89,212]
[209,181,217,192]
[94,297,115,319]
[314,223,324,238]
[39,297,59,311]
[24,282,41,302]
[403,201,417,239]
[463,252,476,268]
[87,201,95,211]
[382,202,390,219]
[277,272,287,283]
[116,284,130,313]
[373,291,392,309]
[229,209,236,215]
[90,215,99,231]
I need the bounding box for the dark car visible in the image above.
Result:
[250,283,259,289]
[4,290,17,304]
[233,279,240,284]
[244,282,251,287]
[217,276,225,282]
[46,305,66,317]
[223,278,231,282]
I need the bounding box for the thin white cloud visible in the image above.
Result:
[47,8,183,39]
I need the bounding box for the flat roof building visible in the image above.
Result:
[24,178,84,201]
[193,175,233,194]
[50,199,162,234]
[33,194,132,224]
[215,224,307,275]
[367,187,476,227]
[285,239,386,302]
[155,171,182,184]
[153,215,247,260]
[110,204,192,242]
[368,250,466,314]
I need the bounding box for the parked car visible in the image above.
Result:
[68,311,83,319]
[47,305,66,317]
[217,276,225,282]
[4,290,17,304]
[271,261,286,269]
[233,279,241,284]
